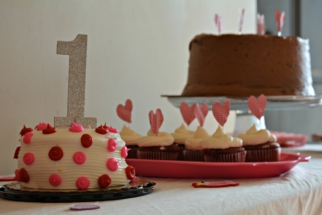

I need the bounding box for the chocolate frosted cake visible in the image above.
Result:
[181,34,315,97]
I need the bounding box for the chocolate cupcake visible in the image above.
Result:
[238,124,280,162]
[171,123,194,160]
[184,126,209,161]
[200,126,246,162]
[119,125,141,158]
[137,130,178,160]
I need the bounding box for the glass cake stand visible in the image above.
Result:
[162,95,322,136]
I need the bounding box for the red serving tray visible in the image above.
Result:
[126,152,310,179]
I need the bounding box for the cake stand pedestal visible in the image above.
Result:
[163,95,322,136]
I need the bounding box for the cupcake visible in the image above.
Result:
[238,124,280,162]
[137,130,178,160]
[200,126,246,162]
[119,125,141,158]
[184,126,209,161]
[171,123,195,160]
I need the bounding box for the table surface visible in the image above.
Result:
[1,144,322,215]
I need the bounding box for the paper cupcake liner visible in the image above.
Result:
[245,148,281,162]
[203,150,246,162]
[127,146,138,159]
[177,144,185,161]
[183,149,204,161]
[137,150,178,160]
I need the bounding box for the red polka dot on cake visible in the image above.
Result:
[23,132,33,144]
[81,134,92,148]
[125,166,136,180]
[106,158,119,171]
[49,174,62,186]
[98,174,111,188]
[76,176,90,190]
[73,152,86,164]
[15,169,21,182]
[95,125,108,134]
[19,168,30,183]
[121,146,129,158]
[107,138,117,152]
[48,146,64,161]
[23,152,35,165]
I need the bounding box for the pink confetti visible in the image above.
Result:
[248,94,267,120]
[180,102,196,126]
[257,14,265,35]
[212,101,230,127]
[149,109,163,135]
[116,99,133,123]
[275,10,285,36]
[214,14,222,34]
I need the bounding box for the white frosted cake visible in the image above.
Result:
[14,122,136,190]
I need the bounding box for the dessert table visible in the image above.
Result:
[1,144,322,215]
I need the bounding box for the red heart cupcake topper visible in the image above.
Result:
[248,94,267,119]
[180,102,197,126]
[116,99,132,123]
[149,109,163,136]
[212,101,230,127]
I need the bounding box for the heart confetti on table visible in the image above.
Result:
[212,101,230,127]
[70,204,100,211]
[116,99,133,123]
[180,102,196,126]
[248,94,267,120]
[192,180,239,188]
[149,109,163,136]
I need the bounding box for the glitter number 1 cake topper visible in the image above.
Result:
[248,94,267,120]
[54,34,97,128]
[212,101,230,127]
[116,99,133,124]
[149,109,164,136]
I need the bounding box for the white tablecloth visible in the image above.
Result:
[1,144,322,215]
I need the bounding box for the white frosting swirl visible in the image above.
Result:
[200,126,243,149]
[137,129,174,147]
[119,125,141,146]
[238,124,277,146]
[171,123,194,144]
[185,126,209,150]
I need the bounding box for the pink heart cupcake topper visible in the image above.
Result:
[180,102,196,126]
[116,99,132,123]
[248,94,267,119]
[275,10,285,36]
[212,101,230,127]
[149,109,163,136]
[195,104,205,127]
[200,103,209,118]
[214,14,222,35]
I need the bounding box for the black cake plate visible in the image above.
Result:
[0,178,155,203]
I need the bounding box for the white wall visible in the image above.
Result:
[0,0,256,175]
